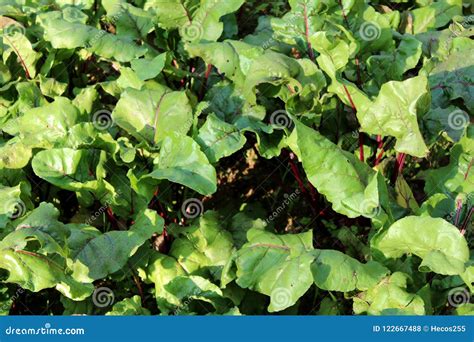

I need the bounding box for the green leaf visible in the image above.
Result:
[353,272,426,315]
[0,184,22,216]
[31,148,106,192]
[395,176,420,212]
[0,203,93,300]
[311,249,389,292]
[164,275,233,314]
[106,295,151,316]
[143,133,217,195]
[146,0,244,42]
[367,35,423,86]
[425,42,474,112]
[102,0,154,40]
[68,210,163,282]
[131,53,167,81]
[169,211,234,278]
[144,253,187,312]
[358,76,430,158]
[196,113,246,163]
[144,213,234,313]
[424,129,473,195]
[1,30,41,78]
[423,106,469,144]
[112,86,193,145]
[38,11,147,62]
[411,0,462,34]
[288,119,379,218]
[372,216,469,275]
[0,138,32,169]
[14,97,81,149]
[242,51,301,103]
[235,228,314,312]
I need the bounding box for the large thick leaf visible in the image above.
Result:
[0,203,93,300]
[1,29,41,78]
[31,148,106,192]
[131,53,167,81]
[68,209,163,282]
[372,216,469,275]
[358,76,431,158]
[196,113,246,163]
[411,0,462,34]
[235,228,314,312]
[186,41,255,88]
[421,36,474,111]
[242,51,301,103]
[311,250,389,292]
[38,11,147,62]
[168,211,234,278]
[353,272,425,315]
[112,86,193,145]
[249,0,339,51]
[143,212,234,313]
[102,0,154,40]
[164,275,233,314]
[145,0,244,42]
[143,133,217,195]
[0,138,32,169]
[0,184,22,216]
[143,253,187,312]
[12,97,81,149]
[367,35,423,86]
[288,119,379,218]
[424,128,473,195]
[106,296,151,316]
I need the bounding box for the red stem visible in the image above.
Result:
[376,135,383,149]
[460,208,473,236]
[358,133,365,161]
[374,148,385,166]
[303,4,315,62]
[288,153,308,196]
[106,207,120,229]
[464,158,473,180]
[285,151,319,215]
[454,198,463,227]
[199,64,213,100]
[394,153,407,180]
[342,84,357,110]
[151,187,167,220]
[374,135,384,166]
[4,35,31,79]
[342,84,364,162]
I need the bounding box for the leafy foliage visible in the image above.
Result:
[0,0,472,316]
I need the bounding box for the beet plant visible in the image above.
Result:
[0,0,472,316]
